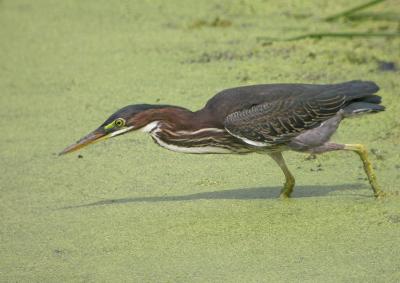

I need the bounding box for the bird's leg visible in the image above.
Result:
[309,143,384,198]
[268,152,295,198]
[343,144,385,198]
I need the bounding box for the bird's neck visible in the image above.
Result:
[132,106,248,154]
[133,106,220,132]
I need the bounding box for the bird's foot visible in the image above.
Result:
[279,192,291,199]
[279,181,295,199]
[375,190,400,199]
[375,190,386,199]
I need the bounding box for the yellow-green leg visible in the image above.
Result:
[344,144,385,198]
[269,152,295,198]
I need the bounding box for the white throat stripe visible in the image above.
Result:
[176,128,225,135]
[109,126,134,137]
[140,121,160,133]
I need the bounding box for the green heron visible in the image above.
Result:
[60,80,385,198]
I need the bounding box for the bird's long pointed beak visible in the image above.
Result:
[59,128,108,156]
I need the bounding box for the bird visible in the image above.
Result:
[60,80,386,198]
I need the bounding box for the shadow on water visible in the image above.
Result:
[62,183,368,209]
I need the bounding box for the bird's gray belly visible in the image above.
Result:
[288,111,344,152]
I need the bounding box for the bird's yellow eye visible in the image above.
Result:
[115,118,125,127]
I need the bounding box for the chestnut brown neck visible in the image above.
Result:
[131,106,221,131]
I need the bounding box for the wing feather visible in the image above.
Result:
[224,94,346,146]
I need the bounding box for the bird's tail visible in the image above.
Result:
[343,101,385,117]
[340,81,384,117]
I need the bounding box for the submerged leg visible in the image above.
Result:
[268,152,295,198]
[309,143,384,198]
[343,144,384,198]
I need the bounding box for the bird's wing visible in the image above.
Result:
[204,81,379,126]
[224,93,347,146]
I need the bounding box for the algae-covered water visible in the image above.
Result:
[1,0,400,281]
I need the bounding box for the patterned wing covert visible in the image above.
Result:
[224,93,347,146]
